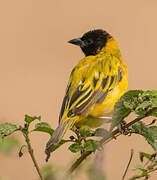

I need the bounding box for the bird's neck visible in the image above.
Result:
[98,37,121,57]
[97,37,128,78]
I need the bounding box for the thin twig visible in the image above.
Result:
[24,133,44,180]
[122,149,134,180]
[129,166,157,180]
[148,167,157,173]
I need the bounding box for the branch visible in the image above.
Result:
[122,149,134,180]
[23,132,44,180]
[129,167,157,180]
[65,112,153,178]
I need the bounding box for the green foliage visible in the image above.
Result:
[68,138,99,153]
[142,90,157,97]
[0,114,51,180]
[33,122,54,136]
[139,152,152,162]
[25,114,41,124]
[69,143,82,153]
[129,152,157,180]
[132,122,157,152]
[80,125,94,137]
[111,90,157,130]
[135,90,157,116]
[134,164,147,172]
[111,90,143,130]
[2,90,157,180]
[0,123,19,137]
[84,139,99,152]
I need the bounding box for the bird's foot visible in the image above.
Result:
[118,121,131,135]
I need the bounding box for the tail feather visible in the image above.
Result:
[46,119,75,149]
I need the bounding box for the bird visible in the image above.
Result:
[46,29,128,149]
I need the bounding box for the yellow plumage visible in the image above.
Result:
[46,29,128,148]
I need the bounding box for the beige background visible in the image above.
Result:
[0,0,157,179]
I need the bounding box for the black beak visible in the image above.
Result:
[68,38,83,46]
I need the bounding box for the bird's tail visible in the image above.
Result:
[46,119,75,149]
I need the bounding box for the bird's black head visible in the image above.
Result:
[68,29,111,56]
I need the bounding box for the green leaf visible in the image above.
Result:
[147,126,157,139]
[0,123,18,136]
[142,90,157,97]
[152,97,157,108]
[24,114,41,124]
[33,122,54,135]
[134,164,147,172]
[132,122,157,152]
[149,141,157,152]
[94,128,109,137]
[135,101,152,116]
[111,90,143,130]
[139,152,152,162]
[69,143,82,153]
[151,112,157,117]
[80,125,93,137]
[132,122,147,135]
[0,136,20,154]
[84,139,99,152]
[135,90,157,116]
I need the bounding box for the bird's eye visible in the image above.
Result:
[96,37,101,41]
[85,39,93,45]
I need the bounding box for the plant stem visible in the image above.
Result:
[66,111,155,178]
[122,149,134,180]
[24,133,44,180]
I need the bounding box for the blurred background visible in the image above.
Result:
[0,0,157,179]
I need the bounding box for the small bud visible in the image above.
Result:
[18,145,27,158]
[18,150,23,157]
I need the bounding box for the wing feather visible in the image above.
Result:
[59,55,123,122]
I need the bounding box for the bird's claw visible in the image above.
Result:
[118,121,131,135]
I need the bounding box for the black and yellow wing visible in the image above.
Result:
[59,55,123,123]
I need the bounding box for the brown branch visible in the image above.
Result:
[65,112,153,178]
[148,167,157,174]
[24,133,44,180]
